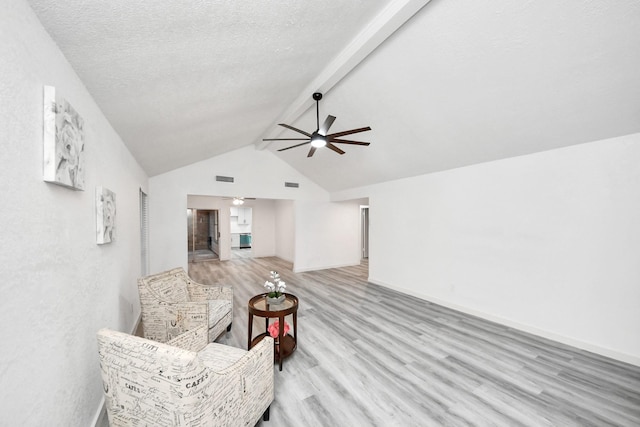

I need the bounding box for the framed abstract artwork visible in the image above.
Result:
[43,85,85,190]
[96,186,116,244]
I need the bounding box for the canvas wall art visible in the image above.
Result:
[96,186,116,244]
[43,85,85,190]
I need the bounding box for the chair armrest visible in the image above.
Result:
[166,324,208,352]
[199,337,274,373]
[199,337,275,425]
[187,282,233,302]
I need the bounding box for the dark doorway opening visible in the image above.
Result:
[188,209,219,262]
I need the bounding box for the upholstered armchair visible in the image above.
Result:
[97,325,274,426]
[138,267,233,343]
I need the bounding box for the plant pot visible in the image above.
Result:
[267,294,285,305]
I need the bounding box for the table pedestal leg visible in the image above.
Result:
[278,314,284,371]
[247,313,253,350]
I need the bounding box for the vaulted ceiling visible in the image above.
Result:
[28,0,640,192]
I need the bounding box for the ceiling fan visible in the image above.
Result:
[222,197,255,205]
[263,92,371,157]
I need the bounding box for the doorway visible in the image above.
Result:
[230,206,253,259]
[361,206,369,259]
[188,209,219,262]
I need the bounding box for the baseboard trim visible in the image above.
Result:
[369,278,640,368]
[91,397,107,427]
[293,261,360,273]
[132,311,143,337]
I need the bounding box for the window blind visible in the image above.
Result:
[139,189,149,276]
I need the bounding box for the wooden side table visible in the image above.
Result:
[248,293,298,371]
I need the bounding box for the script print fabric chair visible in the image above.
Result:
[97,325,274,426]
[138,267,233,343]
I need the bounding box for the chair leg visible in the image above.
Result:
[263,406,270,421]
[227,322,232,332]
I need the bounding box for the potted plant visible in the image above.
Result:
[264,270,286,305]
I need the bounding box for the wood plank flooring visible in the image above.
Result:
[189,257,640,427]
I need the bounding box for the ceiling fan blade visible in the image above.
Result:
[307,147,317,157]
[277,141,311,151]
[318,115,336,136]
[327,126,371,139]
[329,138,371,146]
[326,143,345,155]
[278,123,312,137]
[262,137,310,141]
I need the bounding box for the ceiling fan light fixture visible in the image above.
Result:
[232,197,244,205]
[310,133,326,148]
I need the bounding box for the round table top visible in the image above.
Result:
[248,293,298,316]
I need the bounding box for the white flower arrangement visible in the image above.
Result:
[264,270,286,297]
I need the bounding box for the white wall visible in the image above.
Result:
[156,153,364,273]
[0,1,148,425]
[188,196,278,260]
[250,200,277,258]
[275,200,295,262]
[150,146,330,272]
[293,200,362,272]
[337,134,640,365]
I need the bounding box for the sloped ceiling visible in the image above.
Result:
[28,0,640,192]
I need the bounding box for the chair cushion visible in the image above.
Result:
[199,343,248,371]
[208,300,232,326]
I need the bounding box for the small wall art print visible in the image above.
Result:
[96,186,116,244]
[43,85,85,190]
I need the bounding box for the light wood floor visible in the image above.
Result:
[188,248,254,263]
[189,257,640,427]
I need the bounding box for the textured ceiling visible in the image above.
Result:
[27,0,393,176]
[28,0,640,192]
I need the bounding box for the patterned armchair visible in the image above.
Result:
[138,267,233,343]
[97,325,274,426]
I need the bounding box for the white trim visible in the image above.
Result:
[131,312,142,336]
[140,189,150,276]
[91,397,106,427]
[293,262,360,274]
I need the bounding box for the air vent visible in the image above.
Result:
[284,182,299,188]
[216,175,234,183]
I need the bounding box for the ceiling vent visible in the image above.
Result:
[284,182,299,188]
[216,175,234,183]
